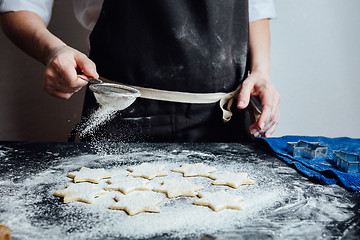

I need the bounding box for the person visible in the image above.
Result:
[0,0,280,142]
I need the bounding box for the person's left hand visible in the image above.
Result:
[237,71,280,138]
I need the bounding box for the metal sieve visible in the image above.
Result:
[89,83,141,110]
[78,75,140,110]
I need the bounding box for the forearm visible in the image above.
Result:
[249,19,271,78]
[0,10,66,65]
[0,10,98,99]
[238,18,280,137]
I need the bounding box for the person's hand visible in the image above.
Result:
[237,71,280,137]
[44,46,99,99]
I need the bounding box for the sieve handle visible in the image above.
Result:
[78,75,103,84]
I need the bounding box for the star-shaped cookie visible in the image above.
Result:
[67,167,112,183]
[194,191,243,212]
[105,176,151,194]
[109,191,163,216]
[209,171,254,188]
[127,163,168,180]
[172,163,216,177]
[153,179,204,198]
[53,182,107,203]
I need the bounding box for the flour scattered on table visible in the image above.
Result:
[1,148,298,240]
[127,163,168,179]
[53,182,107,203]
[194,190,244,212]
[67,167,112,183]
[209,171,254,188]
[172,163,216,177]
[109,191,163,216]
[153,179,204,198]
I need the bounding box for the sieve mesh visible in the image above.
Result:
[89,83,141,110]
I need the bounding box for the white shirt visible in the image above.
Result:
[0,0,276,30]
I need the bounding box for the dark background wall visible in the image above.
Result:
[0,1,90,141]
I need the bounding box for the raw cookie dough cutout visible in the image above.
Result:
[54,182,107,203]
[105,176,151,194]
[127,163,168,180]
[194,191,243,212]
[67,167,112,183]
[0,225,11,240]
[153,179,204,198]
[172,163,216,177]
[209,171,254,188]
[109,191,163,216]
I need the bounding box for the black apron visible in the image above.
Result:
[80,0,253,142]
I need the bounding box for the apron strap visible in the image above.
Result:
[99,77,261,123]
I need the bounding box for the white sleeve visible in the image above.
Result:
[249,0,277,22]
[72,0,103,31]
[0,0,54,25]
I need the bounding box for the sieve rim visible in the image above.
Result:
[89,83,141,97]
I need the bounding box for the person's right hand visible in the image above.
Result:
[44,46,99,99]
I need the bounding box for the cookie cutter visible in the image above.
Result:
[287,140,328,159]
[333,150,360,173]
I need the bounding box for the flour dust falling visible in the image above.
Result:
[80,106,118,137]
[79,83,140,137]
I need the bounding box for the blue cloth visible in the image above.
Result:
[256,136,360,191]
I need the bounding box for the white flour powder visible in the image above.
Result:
[80,106,118,137]
[80,90,137,137]
[0,146,354,239]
